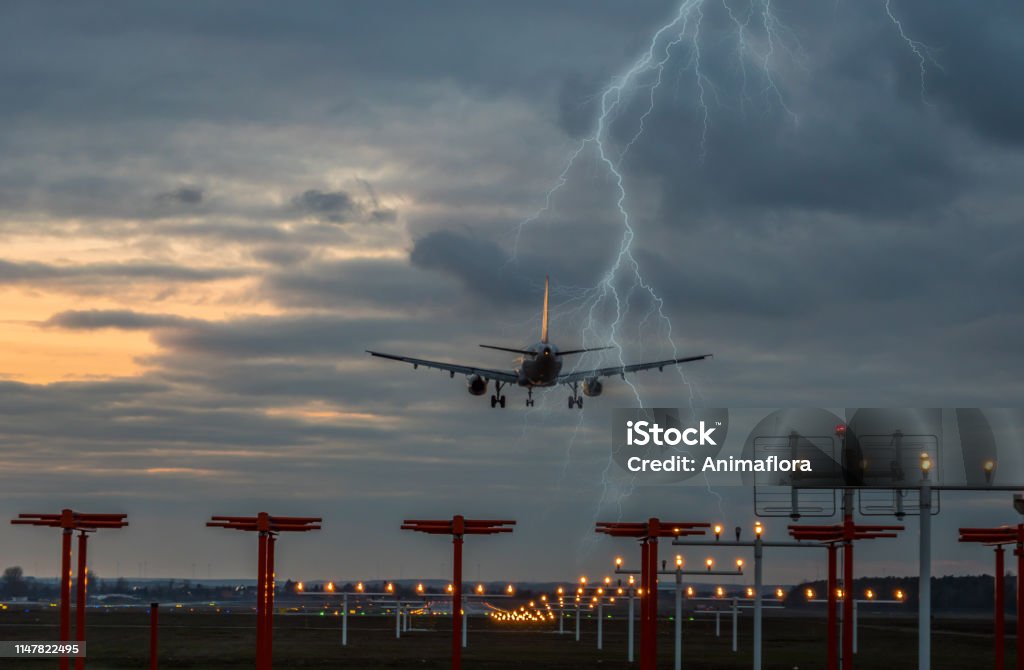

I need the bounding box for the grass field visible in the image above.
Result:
[0,609,1012,669]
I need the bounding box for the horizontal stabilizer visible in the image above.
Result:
[480,344,537,356]
[558,346,613,356]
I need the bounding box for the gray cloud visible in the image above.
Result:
[45,310,193,331]
[0,259,248,285]
[155,185,203,205]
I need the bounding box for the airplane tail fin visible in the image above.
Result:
[541,276,550,344]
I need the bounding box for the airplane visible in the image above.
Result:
[366,277,711,409]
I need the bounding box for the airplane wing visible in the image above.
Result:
[366,351,519,383]
[556,354,712,385]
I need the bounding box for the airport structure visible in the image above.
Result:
[595,518,710,670]
[400,515,515,670]
[10,509,128,670]
[205,512,322,670]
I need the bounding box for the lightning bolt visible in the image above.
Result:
[505,0,936,548]
[883,0,940,104]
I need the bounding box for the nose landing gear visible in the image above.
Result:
[526,388,535,407]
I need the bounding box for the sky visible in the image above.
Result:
[1,0,1023,588]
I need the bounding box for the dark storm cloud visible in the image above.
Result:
[262,258,458,310]
[290,189,357,223]
[290,188,397,225]
[409,230,552,306]
[155,185,203,205]
[877,0,1024,146]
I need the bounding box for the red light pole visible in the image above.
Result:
[10,510,128,670]
[206,513,321,670]
[401,515,515,670]
[959,524,1024,670]
[595,518,710,670]
[789,519,903,670]
[149,603,159,670]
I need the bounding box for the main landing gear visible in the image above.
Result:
[526,388,535,407]
[567,382,583,409]
[490,381,506,409]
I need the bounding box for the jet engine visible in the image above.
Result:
[582,377,603,397]
[467,374,488,396]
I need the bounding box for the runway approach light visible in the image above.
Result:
[984,460,996,483]
[895,589,905,601]
[706,557,714,571]
[775,588,785,599]
[714,524,723,540]
[476,584,484,595]
[736,558,745,569]
[615,556,623,567]
[326,582,335,593]
[920,452,932,475]
[296,582,304,592]
[754,521,764,538]
[356,582,364,593]
[805,588,815,600]
[865,589,875,600]
[675,555,684,568]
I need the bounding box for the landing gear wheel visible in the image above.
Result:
[568,396,575,409]
[499,395,506,408]
[576,397,583,409]
[490,395,498,408]
[526,389,535,407]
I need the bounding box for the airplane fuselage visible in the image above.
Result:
[516,342,563,387]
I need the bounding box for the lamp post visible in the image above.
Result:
[614,550,744,670]
[673,520,835,670]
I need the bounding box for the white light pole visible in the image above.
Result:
[616,553,743,670]
[597,600,604,650]
[919,452,932,670]
[753,524,763,670]
[341,593,348,646]
[732,598,739,652]
[674,565,683,670]
[628,584,635,662]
